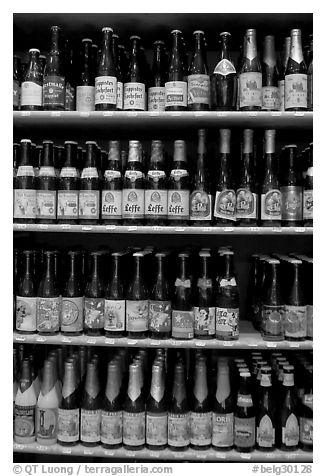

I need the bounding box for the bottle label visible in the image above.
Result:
[190,191,212,221]
[123,411,146,446]
[61,297,84,332]
[168,413,189,447]
[76,85,95,112]
[14,189,37,219]
[36,190,57,219]
[281,186,303,221]
[239,72,262,108]
[95,76,117,106]
[165,81,187,108]
[194,307,215,335]
[215,307,239,339]
[145,190,168,219]
[13,80,20,107]
[167,190,190,219]
[189,411,212,446]
[307,304,313,339]
[308,74,313,110]
[36,297,60,332]
[101,410,123,445]
[257,415,275,447]
[146,412,168,446]
[303,190,313,220]
[84,298,104,329]
[262,86,280,111]
[81,409,101,443]
[14,405,35,438]
[236,189,257,219]
[212,412,234,447]
[149,300,172,333]
[21,81,43,107]
[237,395,253,407]
[79,190,100,219]
[117,82,123,110]
[187,74,210,105]
[285,74,308,109]
[57,191,79,219]
[284,305,307,339]
[171,310,194,339]
[170,169,189,179]
[36,407,58,440]
[104,299,125,332]
[299,417,313,445]
[261,190,282,220]
[38,167,56,178]
[214,190,236,221]
[58,408,79,443]
[282,413,299,446]
[126,300,149,332]
[102,190,122,219]
[43,75,65,108]
[16,296,37,331]
[234,416,255,448]
[214,59,236,76]
[65,84,75,111]
[262,305,285,337]
[60,168,78,179]
[16,166,34,178]
[148,87,166,111]
[122,189,145,219]
[278,80,285,111]
[123,82,146,110]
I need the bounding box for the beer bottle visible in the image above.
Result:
[43,26,66,111]
[303,143,313,226]
[262,36,280,111]
[256,367,276,451]
[118,44,128,82]
[281,145,303,226]
[234,372,255,452]
[167,140,190,225]
[126,252,148,338]
[14,139,36,223]
[149,252,172,339]
[299,369,313,451]
[57,141,79,224]
[123,363,146,450]
[54,145,64,179]
[63,40,76,111]
[172,253,194,339]
[36,359,60,445]
[39,54,46,73]
[190,129,212,224]
[212,358,234,450]
[101,360,123,448]
[212,32,237,111]
[76,39,95,112]
[194,250,215,338]
[146,363,168,450]
[214,129,236,225]
[122,140,145,224]
[215,250,239,340]
[84,251,105,336]
[168,360,189,450]
[261,259,285,341]
[16,250,37,334]
[112,33,123,110]
[95,27,117,111]
[285,29,307,111]
[13,349,18,425]
[145,140,168,225]
[80,361,101,446]
[36,140,57,223]
[13,55,22,110]
[187,30,210,110]
[307,38,313,111]
[79,141,100,224]
[261,130,281,226]
[247,254,262,330]
[58,360,80,445]
[13,142,19,180]
[102,141,122,224]
[37,251,60,334]
[280,365,299,451]
[20,49,43,111]
[124,36,146,111]
[284,259,307,341]
[14,358,37,443]
[278,37,291,111]
[239,29,262,110]
[236,129,258,225]
[165,30,188,111]
[148,41,166,112]
[61,251,84,335]
[104,252,125,338]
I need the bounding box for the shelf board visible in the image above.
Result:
[13,224,313,235]
[13,322,313,349]
[13,442,312,462]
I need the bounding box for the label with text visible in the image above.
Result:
[117,82,123,109]
[215,307,239,339]
[14,190,37,219]
[190,191,212,221]
[194,307,215,336]
[236,189,257,220]
[122,188,145,219]
[79,190,100,219]
[299,417,313,446]
[172,310,194,339]
[36,297,60,333]
[189,411,212,446]
[149,300,172,333]
[167,190,190,219]
[36,190,57,219]
[76,85,95,112]
[234,416,255,448]
[257,414,275,447]
[278,80,285,111]
[104,299,125,332]
[214,59,236,76]
[123,411,146,446]
[303,190,313,220]
[21,81,43,107]
[65,85,75,111]
[148,87,165,111]
[123,82,146,110]
[239,72,262,108]
[57,191,79,219]
[101,410,123,445]
[145,189,168,218]
[262,86,280,110]
[261,190,282,220]
[58,408,80,443]
[214,190,236,221]
[43,75,65,108]
[307,305,313,339]
[61,297,84,332]
[282,413,299,447]
[95,76,117,106]
[102,190,122,219]
[84,298,104,329]
[212,412,234,447]
[13,80,20,107]
[168,413,189,447]
[262,305,285,337]
[165,81,187,108]
[285,74,308,109]
[81,409,101,443]
[187,74,210,105]
[14,405,35,438]
[284,305,307,339]
[281,186,303,221]
[146,412,168,446]
[36,407,58,440]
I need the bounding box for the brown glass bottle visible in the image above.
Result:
[284,259,307,341]
[261,259,285,341]
[84,251,105,336]
[194,251,215,338]
[58,360,80,446]
[123,363,146,450]
[212,358,234,450]
[80,361,101,446]
[239,29,262,110]
[247,254,261,330]
[261,130,281,226]
[122,140,145,225]
[37,251,60,335]
[278,37,291,111]
[57,141,79,224]
[36,140,57,224]
[79,141,100,224]
[285,30,307,111]
[61,251,84,336]
[16,250,37,334]
[14,139,36,223]
[303,143,313,226]
[189,358,211,449]
[102,141,122,224]
[281,145,303,226]
[101,360,123,448]
[149,252,171,339]
[167,140,190,225]
[212,32,237,111]
[21,49,43,111]
[95,27,117,111]
[112,33,123,110]
[262,36,280,111]
[146,363,168,450]
[13,55,22,110]
[43,26,66,111]
[234,372,255,452]
[126,253,148,339]
[256,367,276,451]
[187,30,210,110]
[63,39,76,111]
[104,252,125,338]
[172,253,194,340]
[148,41,166,112]
[165,30,187,111]
[145,140,167,225]
[168,360,189,450]
[124,36,146,111]
[299,369,313,451]
[76,38,95,112]
[279,366,299,451]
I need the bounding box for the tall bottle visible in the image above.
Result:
[101,360,123,448]
[239,29,262,110]
[212,32,237,111]
[95,27,117,111]
[280,145,303,226]
[149,252,172,339]
[37,251,60,334]
[234,372,255,452]
[165,30,187,111]
[187,30,210,110]
[102,141,122,224]
[57,141,79,224]
[279,365,299,451]
[146,363,168,450]
[104,252,125,338]
[36,140,57,223]
[36,360,60,445]
[84,251,105,336]
[16,250,37,334]
[122,140,145,224]
[43,26,65,111]
[167,140,190,225]
[58,359,80,446]
[261,259,285,341]
[145,140,168,225]
[64,40,76,111]
[76,38,95,112]
[148,41,166,112]
[123,363,146,450]
[285,29,307,111]
[262,36,280,111]
[284,259,307,341]
[212,358,234,450]
[172,253,194,339]
[124,36,146,111]
[14,358,37,443]
[168,361,189,450]
[80,361,101,446]
[214,129,236,224]
[61,251,84,335]
[278,37,291,111]
[299,369,313,451]
[79,141,100,224]
[13,55,22,110]
[261,130,281,226]
[303,143,313,226]
[194,250,215,338]
[20,49,43,111]
[126,252,148,338]
[256,367,276,451]
[112,33,123,110]
[14,139,36,223]
[307,38,313,110]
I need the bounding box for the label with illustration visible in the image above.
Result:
[58,408,80,442]
[123,82,146,110]
[122,188,145,219]
[146,412,168,446]
[214,190,236,221]
[299,417,313,446]
[36,407,58,440]
[282,413,299,447]
[36,190,57,219]
[43,75,65,108]
[172,310,194,339]
[14,190,37,219]
[101,410,123,445]
[239,72,262,108]
[168,413,189,447]
[102,190,122,219]
[123,411,146,446]
[261,190,282,220]
[236,189,257,220]
[84,298,105,329]
[281,186,303,221]
[303,190,313,220]
[307,305,313,339]
[262,305,285,337]
[21,81,43,107]
[145,189,168,219]
[285,74,308,110]
[148,87,165,111]
[262,86,280,110]
[234,416,255,448]
[190,191,212,221]
[214,59,236,76]
[76,85,95,112]
[149,300,172,333]
[14,405,35,438]
[36,297,60,333]
[57,191,79,219]
[16,296,37,332]
[284,305,307,339]
[194,307,215,336]
[189,411,212,446]
[257,414,275,447]
[104,299,125,332]
[81,409,101,443]
[79,190,100,220]
[215,307,239,339]
[212,412,234,447]
[167,190,190,219]
[95,76,117,106]
[187,74,210,105]
[165,81,187,108]
[126,300,149,332]
[61,297,84,332]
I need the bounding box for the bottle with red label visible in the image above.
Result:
[167,140,190,225]
[43,26,66,111]
[76,38,95,112]
[14,139,36,223]
[126,252,148,338]
[172,253,194,340]
[13,55,22,110]
[280,145,303,226]
[285,29,307,111]
[234,372,255,452]
[148,41,167,112]
[303,143,313,226]
[57,141,79,224]
[122,140,145,225]
[36,140,57,223]
[79,141,100,225]
[212,358,234,450]
[149,252,172,339]
[261,130,281,226]
[37,251,60,335]
[124,36,146,111]
[58,359,80,446]
[168,360,189,450]
[112,33,123,110]
[104,252,125,338]
[123,363,146,450]
[279,365,299,451]
[20,49,43,111]
[102,141,122,224]
[61,251,84,335]
[14,357,37,443]
[261,259,285,341]
[101,360,123,449]
[284,259,307,341]
[146,362,168,450]
[262,36,280,111]
[211,32,237,111]
[63,39,76,111]
[256,367,276,451]
[145,140,168,225]
[95,27,117,111]
[299,368,313,451]
[187,30,210,110]
[84,251,105,336]
[80,361,101,447]
[239,29,262,110]
[165,30,187,111]
[36,359,60,445]
[16,250,37,334]
[194,250,215,338]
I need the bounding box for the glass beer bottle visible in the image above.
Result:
[36,140,57,224]
[16,250,37,334]
[172,253,194,340]
[14,139,36,223]
[101,360,123,448]
[262,36,280,111]
[123,363,146,450]
[122,140,145,225]
[239,29,262,111]
[57,141,79,224]
[187,30,210,110]
[261,130,281,226]
[167,140,190,225]
[37,251,60,335]
[58,360,80,446]
[261,259,285,341]
[285,29,307,111]
[284,259,307,341]
[149,252,172,339]
[80,362,101,446]
[256,367,276,451]
[303,143,313,226]
[14,358,37,444]
[280,145,303,226]
[126,252,148,339]
[79,141,101,225]
[146,363,168,450]
[76,38,95,112]
[165,30,187,111]
[212,32,237,111]
[104,252,126,338]
[61,251,84,335]
[194,250,215,338]
[234,372,255,452]
[102,141,122,224]
[43,26,66,111]
[212,358,234,450]
[20,49,43,111]
[278,37,291,111]
[145,140,168,225]
[84,251,105,336]
[124,36,146,111]
[36,359,60,446]
[168,360,189,450]
[95,27,117,111]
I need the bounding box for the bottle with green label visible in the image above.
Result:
[36,360,60,445]
[57,141,79,224]
[14,139,37,223]
[126,252,149,338]
[37,251,60,335]
[299,368,313,451]
[187,30,210,111]
[43,26,66,111]
[168,360,189,450]
[79,141,101,225]
[123,363,146,450]
[284,259,307,341]
[149,252,171,339]
[172,253,194,340]
[14,358,37,444]
[211,32,237,111]
[36,140,57,224]
[165,30,187,111]
[58,359,80,446]
[261,259,285,341]
[212,358,234,450]
[95,27,117,111]
[285,29,307,111]
[84,251,105,336]
[256,367,276,451]
[101,360,123,449]
[194,250,215,338]
[61,251,84,335]
[104,252,125,338]
[146,362,168,450]
[234,372,255,452]
[239,29,262,110]
[279,365,299,451]
[145,140,168,225]
[16,250,37,334]
[20,49,43,111]
[80,361,101,446]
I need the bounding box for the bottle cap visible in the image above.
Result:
[246,29,256,35]
[39,54,46,59]
[291,29,301,36]
[284,144,298,148]
[193,30,205,35]
[42,140,54,145]
[82,38,92,42]
[154,40,165,45]
[20,139,32,143]
[220,31,231,36]
[102,27,113,32]
[64,141,78,145]
[130,35,141,40]
[171,29,182,34]
[29,48,40,53]
[85,141,97,145]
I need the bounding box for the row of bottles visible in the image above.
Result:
[13,346,313,452]
[13,130,313,226]
[13,26,313,112]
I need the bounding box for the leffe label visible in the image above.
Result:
[261,190,282,220]
[101,410,123,445]
[122,188,145,219]
[102,190,122,219]
[285,74,308,109]
[81,409,101,443]
[189,412,212,446]
[146,412,168,446]
[167,190,190,219]
[36,407,58,440]
[58,408,80,442]
[148,87,165,111]
[43,75,65,108]
[194,307,215,336]
[36,297,60,332]
[14,405,35,438]
[282,413,299,446]
[257,415,275,447]
[190,191,212,220]
[123,82,146,110]
[123,411,146,446]
[187,74,210,105]
[57,191,79,219]
[149,300,172,333]
[281,186,303,221]
[61,297,84,332]
[14,190,37,219]
[126,300,148,332]
[262,305,285,338]
[303,190,313,220]
[95,76,117,106]
[76,85,95,112]
[84,298,105,329]
[165,81,187,108]
[168,413,189,447]
[214,59,236,76]
[262,86,280,111]
[236,189,257,219]
[21,81,43,107]
[239,72,262,108]
[234,416,255,448]
[212,412,234,447]
[215,307,239,339]
[284,305,307,339]
[104,299,125,331]
[36,190,57,219]
[299,417,313,445]
[172,310,194,339]
[79,190,100,219]
[145,190,168,218]
[214,190,236,221]
[16,296,37,331]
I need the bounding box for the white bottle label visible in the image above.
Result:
[123,82,146,110]
[239,72,262,108]
[187,74,210,105]
[236,190,257,220]
[165,81,187,108]
[126,300,148,332]
[123,411,146,446]
[84,298,104,329]
[57,191,78,219]
[261,190,282,220]
[58,408,80,442]
[61,297,84,332]
[122,189,145,219]
[101,410,123,445]
[76,86,95,112]
[282,413,299,446]
[262,86,280,110]
[14,190,37,219]
[168,413,189,447]
[214,59,236,76]
[148,87,166,111]
[257,414,275,447]
[278,80,285,111]
[36,297,60,332]
[212,412,234,447]
[303,190,313,220]
[104,299,125,332]
[16,296,37,331]
[190,192,212,221]
[146,412,168,446]
[284,305,307,339]
[36,190,57,219]
[79,190,100,219]
[215,307,239,339]
[214,190,236,221]
[95,76,117,106]
[189,411,212,446]
[194,307,215,335]
[167,190,190,219]
[102,190,122,219]
[145,189,168,218]
[285,74,307,109]
[81,409,101,443]
[21,81,43,107]
[117,82,123,110]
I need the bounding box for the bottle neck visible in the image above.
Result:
[290,32,304,63]
[216,363,231,402]
[105,364,121,402]
[45,254,55,279]
[50,27,60,54]
[179,257,188,280]
[84,144,97,168]
[193,362,208,403]
[200,257,208,279]
[263,36,276,66]
[90,254,100,279]
[244,31,258,60]
[172,365,186,403]
[41,361,56,395]
[220,130,231,154]
[63,144,77,168]
[19,142,32,166]
[128,144,141,163]
[20,360,33,393]
[173,143,186,163]
[127,365,142,401]
[62,363,77,399]
[111,255,120,280]
[68,255,78,279]
[23,253,33,278]
[85,363,100,397]
[150,365,165,402]
[239,376,251,395]
[220,35,231,60]
[41,143,54,167]
[224,254,234,278]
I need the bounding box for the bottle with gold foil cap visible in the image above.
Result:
[239,29,262,110]
[285,29,307,111]
[58,359,80,445]
[168,360,189,451]
[123,363,146,450]
[101,360,123,448]
[14,357,37,444]
[80,361,101,446]
[146,363,168,450]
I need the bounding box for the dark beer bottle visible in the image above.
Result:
[101,360,123,448]
[279,365,299,451]
[14,358,37,443]
[239,29,262,110]
[299,369,313,451]
[84,251,105,336]
[123,363,146,450]
[39,55,46,73]
[58,360,80,446]
[37,251,60,335]
[80,361,101,446]
[14,139,36,223]
[102,141,122,224]
[168,360,189,450]
[61,251,84,335]
[212,358,234,450]
[307,38,313,110]
[112,33,123,110]
[148,41,166,112]
[167,140,190,225]
[13,55,22,110]
[57,141,79,224]
[172,253,194,340]
[79,141,100,225]
[146,363,168,450]
[126,252,148,338]
[76,38,95,112]
[256,367,276,451]
[149,252,172,339]
[261,130,281,226]
[36,140,57,224]
[261,259,285,341]
[234,372,255,452]
[278,37,291,111]
[63,40,76,111]
[303,143,313,226]
[20,49,43,111]
[212,32,237,111]
[165,30,187,111]
[124,36,146,111]
[281,145,303,226]
[43,26,66,111]
[16,250,37,334]
[104,252,125,338]
[247,254,262,330]
[122,140,145,225]
[285,29,307,111]
[145,140,168,225]
[187,30,210,110]
[262,36,280,111]
[284,259,307,341]
[95,27,117,111]
[194,250,215,338]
